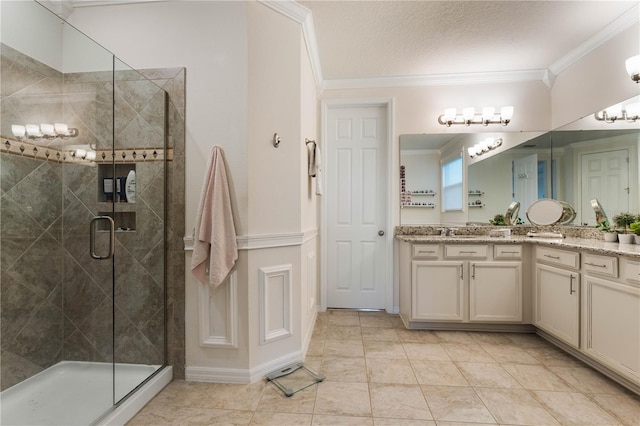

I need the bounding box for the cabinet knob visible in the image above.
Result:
[378,230,385,236]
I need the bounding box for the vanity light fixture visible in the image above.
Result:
[593,102,640,123]
[467,137,503,159]
[10,123,78,140]
[626,55,640,83]
[438,106,514,126]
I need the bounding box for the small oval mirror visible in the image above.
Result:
[526,199,576,226]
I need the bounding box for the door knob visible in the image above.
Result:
[378,230,385,236]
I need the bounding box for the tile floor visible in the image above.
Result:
[128,310,640,425]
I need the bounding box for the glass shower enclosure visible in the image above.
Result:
[1,2,167,424]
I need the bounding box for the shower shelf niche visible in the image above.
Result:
[97,163,137,231]
[98,163,136,203]
[97,211,136,232]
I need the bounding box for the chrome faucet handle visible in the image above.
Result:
[439,228,447,236]
[448,228,457,236]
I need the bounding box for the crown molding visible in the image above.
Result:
[549,3,640,76]
[260,1,324,91]
[68,0,167,7]
[259,0,309,24]
[323,69,548,91]
[542,69,557,89]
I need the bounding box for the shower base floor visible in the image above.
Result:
[0,361,165,426]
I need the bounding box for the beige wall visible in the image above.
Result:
[248,2,301,235]
[69,1,250,235]
[551,23,640,129]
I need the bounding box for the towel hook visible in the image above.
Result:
[273,133,281,148]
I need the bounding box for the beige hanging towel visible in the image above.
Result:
[191,146,238,288]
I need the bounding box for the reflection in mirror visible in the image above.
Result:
[399,132,545,225]
[505,201,520,225]
[591,198,609,227]
[399,134,453,225]
[467,132,552,224]
[550,98,639,226]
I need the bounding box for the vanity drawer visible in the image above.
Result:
[623,260,640,284]
[583,253,618,278]
[536,246,580,270]
[445,245,488,259]
[413,244,439,259]
[494,245,522,259]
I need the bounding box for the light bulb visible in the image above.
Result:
[605,105,623,119]
[625,55,640,81]
[462,107,476,121]
[482,107,495,121]
[444,107,457,120]
[11,125,26,139]
[467,147,476,158]
[75,149,87,159]
[25,124,42,138]
[40,123,56,138]
[85,151,97,161]
[624,102,640,119]
[54,123,69,136]
[500,106,514,120]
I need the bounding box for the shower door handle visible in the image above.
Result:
[90,216,115,260]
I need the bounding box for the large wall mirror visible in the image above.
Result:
[399,94,640,227]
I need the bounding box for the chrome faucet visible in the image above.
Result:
[439,228,447,236]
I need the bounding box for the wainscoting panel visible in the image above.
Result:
[198,271,238,348]
[259,265,293,345]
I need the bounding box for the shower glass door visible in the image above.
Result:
[112,58,166,403]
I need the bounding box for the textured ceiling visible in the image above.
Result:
[300,1,639,81]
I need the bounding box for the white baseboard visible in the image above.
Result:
[186,350,304,384]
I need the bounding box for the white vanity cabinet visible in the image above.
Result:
[412,260,464,321]
[534,247,580,348]
[402,242,523,325]
[582,258,640,386]
[470,261,522,322]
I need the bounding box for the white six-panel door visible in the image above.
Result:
[326,105,388,309]
[580,149,629,225]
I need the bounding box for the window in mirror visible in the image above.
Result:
[536,159,556,199]
[442,157,463,211]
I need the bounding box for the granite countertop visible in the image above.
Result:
[395,230,640,259]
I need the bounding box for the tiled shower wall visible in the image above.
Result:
[0,43,186,390]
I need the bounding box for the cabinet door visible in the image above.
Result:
[412,261,464,321]
[583,275,640,383]
[470,262,522,322]
[535,263,580,348]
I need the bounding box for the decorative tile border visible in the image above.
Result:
[1,138,172,163]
